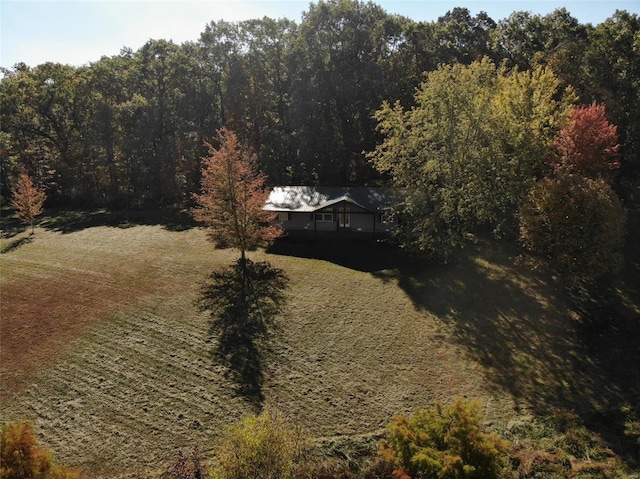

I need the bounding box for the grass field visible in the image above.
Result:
[1,211,639,477]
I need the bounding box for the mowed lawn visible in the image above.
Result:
[1,215,638,477]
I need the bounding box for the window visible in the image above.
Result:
[378,212,392,224]
[315,212,333,222]
[278,212,291,221]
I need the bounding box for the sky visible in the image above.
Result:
[1,0,638,70]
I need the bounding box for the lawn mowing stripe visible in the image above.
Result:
[2,226,532,477]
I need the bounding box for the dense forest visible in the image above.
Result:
[1,1,638,210]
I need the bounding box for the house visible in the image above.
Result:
[264,186,396,237]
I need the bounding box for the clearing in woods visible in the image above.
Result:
[0,211,638,477]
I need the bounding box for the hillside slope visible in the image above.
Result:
[1,216,638,477]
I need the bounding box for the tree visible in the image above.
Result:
[369,58,572,260]
[519,173,625,285]
[191,127,281,262]
[553,101,620,180]
[434,8,496,65]
[520,101,625,286]
[492,8,588,83]
[0,63,83,204]
[193,128,285,401]
[211,408,309,479]
[290,0,401,184]
[583,11,640,187]
[380,398,508,479]
[0,421,79,479]
[11,172,46,234]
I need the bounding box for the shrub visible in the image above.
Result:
[0,421,79,479]
[503,414,632,478]
[167,446,205,479]
[211,408,310,479]
[380,398,509,479]
[364,458,395,479]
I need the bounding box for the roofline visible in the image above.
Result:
[264,186,396,213]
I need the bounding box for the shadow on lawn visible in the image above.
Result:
[199,258,288,408]
[1,208,197,237]
[267,235,407,273]
[1,233,34,253]
[373,240,640,463]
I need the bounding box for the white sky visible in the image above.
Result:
[1,0,637,70]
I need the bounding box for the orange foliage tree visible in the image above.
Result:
[553,101,620,180]
[192,127,281,263]
[0,421,79,479]
[10,173,46,234]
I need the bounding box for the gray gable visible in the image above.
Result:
[264,186,395,213]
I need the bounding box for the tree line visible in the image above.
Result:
[1,1,638,209]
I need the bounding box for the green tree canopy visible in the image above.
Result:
[369,57,573,260]
[2,4,638,210]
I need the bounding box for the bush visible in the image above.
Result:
[379,398,509,479]
[167,446,205,479]
[503,414,629,479]
[211,408,310,479]
[0,421,79,479]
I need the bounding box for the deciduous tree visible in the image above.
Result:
[583,11,640,185]
[553,101,620,180]
[520,102,625,286]
[519,173,625,285]
[10,172,46,234]
[0,421,79,479]
[369,58,572,260]
[191,127,281,262]
[380,398,508,479]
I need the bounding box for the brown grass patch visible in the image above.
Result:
[0,226,228,400]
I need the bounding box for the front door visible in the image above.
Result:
[339,208,350,228]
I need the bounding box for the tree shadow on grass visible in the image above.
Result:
[373,240,640,463]
[39,208,198,233]
[199,258,288,408]
[1,233,33,253]
[0,208,197,236]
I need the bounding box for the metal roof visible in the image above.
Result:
[264,186,395,213]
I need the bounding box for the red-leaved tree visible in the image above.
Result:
[192,127,281,262]
[10,172,46,234]
[553,102,620,180]
[520,102,626,287]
